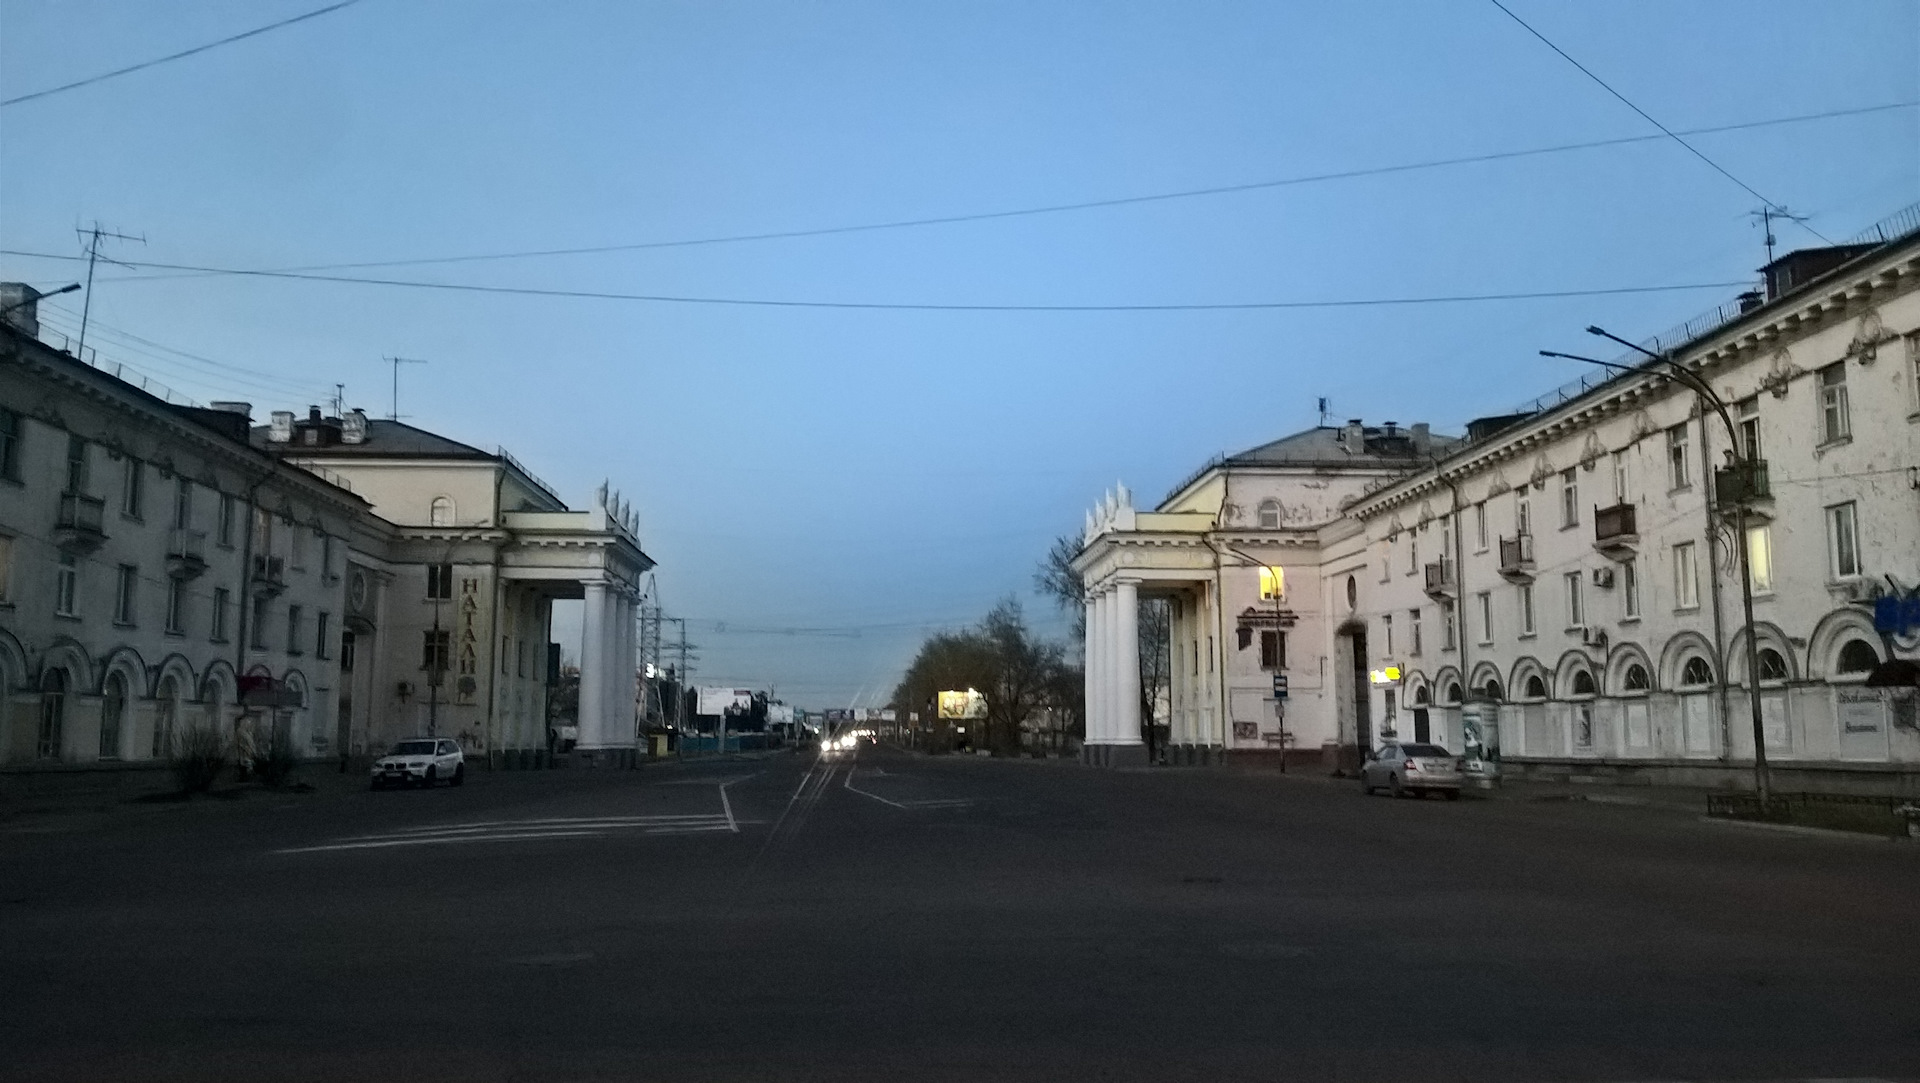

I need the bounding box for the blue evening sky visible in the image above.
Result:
[2,1,1916,708]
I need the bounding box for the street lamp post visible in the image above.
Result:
[1541,327,1771,802]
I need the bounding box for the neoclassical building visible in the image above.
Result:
[1077,208,1920,790]
[1,286,656,780]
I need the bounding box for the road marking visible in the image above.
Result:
[842,766,909,808]
[842,767,972,810]
[273,830,608,854]
[273,807,748,854]
[718,774,753,833]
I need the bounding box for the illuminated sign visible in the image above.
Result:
[938,689,988,720]
[1368,666,1402,685]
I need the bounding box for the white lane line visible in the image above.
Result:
[273,830,606,854]
[645,824,738,835]
[380,815,730,835]
[842,766,910,809]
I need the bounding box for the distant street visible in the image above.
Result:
[3,747,1917,1082]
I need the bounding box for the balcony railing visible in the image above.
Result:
[1497,533,1535,583]
[251,553,287,594]
[53,493,107,553]
[1715,459,1771,507]
[166,528,208,580]
[1423,559,1457,599]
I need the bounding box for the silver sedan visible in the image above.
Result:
[1360,742,1462,799]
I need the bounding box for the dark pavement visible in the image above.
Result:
[2,744,1916,1082]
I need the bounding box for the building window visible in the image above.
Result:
[173,476,193,529]
[53,552,78,616]
[1256,500,1280,529]
[251,507,272,555]
[286,605,303,654]
[165,578,185,634]
[1836,638,1879,676]
[341,630,356,672]
[1515,493,1531,536]
[1442,601,1457,651]
[1827,502,1860,579]
[251,594,270,649]
[0,534,12,604]
[1623,663,1651,692]
[1680,655,1713,688]
[1474,503,1487,551]
[1674,541,1699,609]
[1559,468,1578,528]
[1564,571,1583,627]
[429,495,455,527]
[99,673,126,760]
[1258,566,1284,601]
[427,563,454,600]
[316,612,331,659]
[1736,397,1761,462]
[1382,614,1393,656]
[502,635,513,675]
[1756,648,1788,684]
[290,525,307,570]
[121,458,144,518]
[1746,525,1773,594]
[423,629,451,674]
[516,639,527,678]
[114,564,138,625]
[1259,630,1287,670]
[1611,450,1629,504]
[1518,583,1535,636]
[65,434,89,493]
[218,494,237,547]
[1406,538,1418,575]
[211,587,230,642]
[1476,591,1492,645]
[38,669,67,759]
[1818,362,1850,444]
[0,407,19,481]
[1667,423,1690,490]
[320,534,334,579]
[1409,608,1423,655]
[153,677,180,759]
[1908,330,1920,413]
[1623,558,1641,618]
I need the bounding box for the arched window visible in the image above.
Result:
[1481,679,1503,702]
[1413,685,1429,706]
[1257,500,1281,529]
[1523,674,1547,700]
[153,676,180,758]
[1441,681,1462,705]
[38,668,67,760]
[428,495,455,527]
[1570,670,1597,697]
[1836,639,1879,676]
[1623,664,1651,692]
[1756,648,1788,683]
[99,672,127,760]
[1345,575,1357,612]
[1680,656,1713,688]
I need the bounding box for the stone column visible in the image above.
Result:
[578,580,608,754]
[1083,589,1104,758]
[615,590,636,760]
[1114,580,1144,761]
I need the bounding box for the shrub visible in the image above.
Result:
[168,724,226,794]
[253,731,300,789]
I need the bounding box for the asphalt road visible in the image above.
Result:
[2,745,1916,1082]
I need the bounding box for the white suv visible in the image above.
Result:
[371,738,465,789]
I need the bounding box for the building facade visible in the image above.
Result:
[1076,210,1920,790]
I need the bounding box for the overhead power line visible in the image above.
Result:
[1,0,367,108]
[97,100,1909,278]
[1484,0,1834,244]
[0,251,1749,311]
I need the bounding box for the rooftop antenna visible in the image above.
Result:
[384,356,426,421]
[74,222,145,365]
[1317,397,1332,428]
[331,383,345,418]
[1750,205,1808,266]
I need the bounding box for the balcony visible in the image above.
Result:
[166,528,208,580]
[1497,533,1535,583]
[251,553,287,595]
[52,493,107,553]
[1715,459,1772,513]
[1592,502,1639,562]
[1423,558,1457,600]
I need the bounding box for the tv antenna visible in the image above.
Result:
[1317,397,1332,427]
[74,222,145,364]
[1750,205,1808,266]
[384,356,426,420]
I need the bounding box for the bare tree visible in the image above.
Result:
[892,597,1066,756]
[1034,533,1086,642]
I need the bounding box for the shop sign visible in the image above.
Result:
[1873,576,1920,649]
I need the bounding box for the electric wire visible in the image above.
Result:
[1485,0,1835,244]
[0,0,368,108]
[0,251,1750,311]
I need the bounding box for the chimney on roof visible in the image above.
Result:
[210,401,252,419]
[1737,289,1763,313]
[1341,418,1364,453]
[1411,423,1431,457]
[268,410,294,443]
[1383,420,1399,438]
[0,283,43,338]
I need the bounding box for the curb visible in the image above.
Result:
[1698,816,1913,844]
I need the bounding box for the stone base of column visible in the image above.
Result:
[1080,742,1149,768]
[574,747,637,769]
[1169,743,1227,766]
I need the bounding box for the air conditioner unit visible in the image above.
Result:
[1581,627,1610,650]
[1591,566,1616,588]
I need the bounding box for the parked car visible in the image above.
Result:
[371,738,465,789]
[1360,742,1462,799]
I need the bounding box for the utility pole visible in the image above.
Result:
[74,223,144,365]
[385,356,427,421]
[1751,206,1808,267]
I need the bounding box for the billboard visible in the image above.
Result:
[767,704,795,725]
[938,689,988,720]
[697,687,753,716]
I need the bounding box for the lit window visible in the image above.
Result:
[1746,525,1773,593]
[1827,502,1860,579]
[1819,362,1850,444]
[1258,566,1284,601]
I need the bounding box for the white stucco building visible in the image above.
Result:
[1076,207,1920,791]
